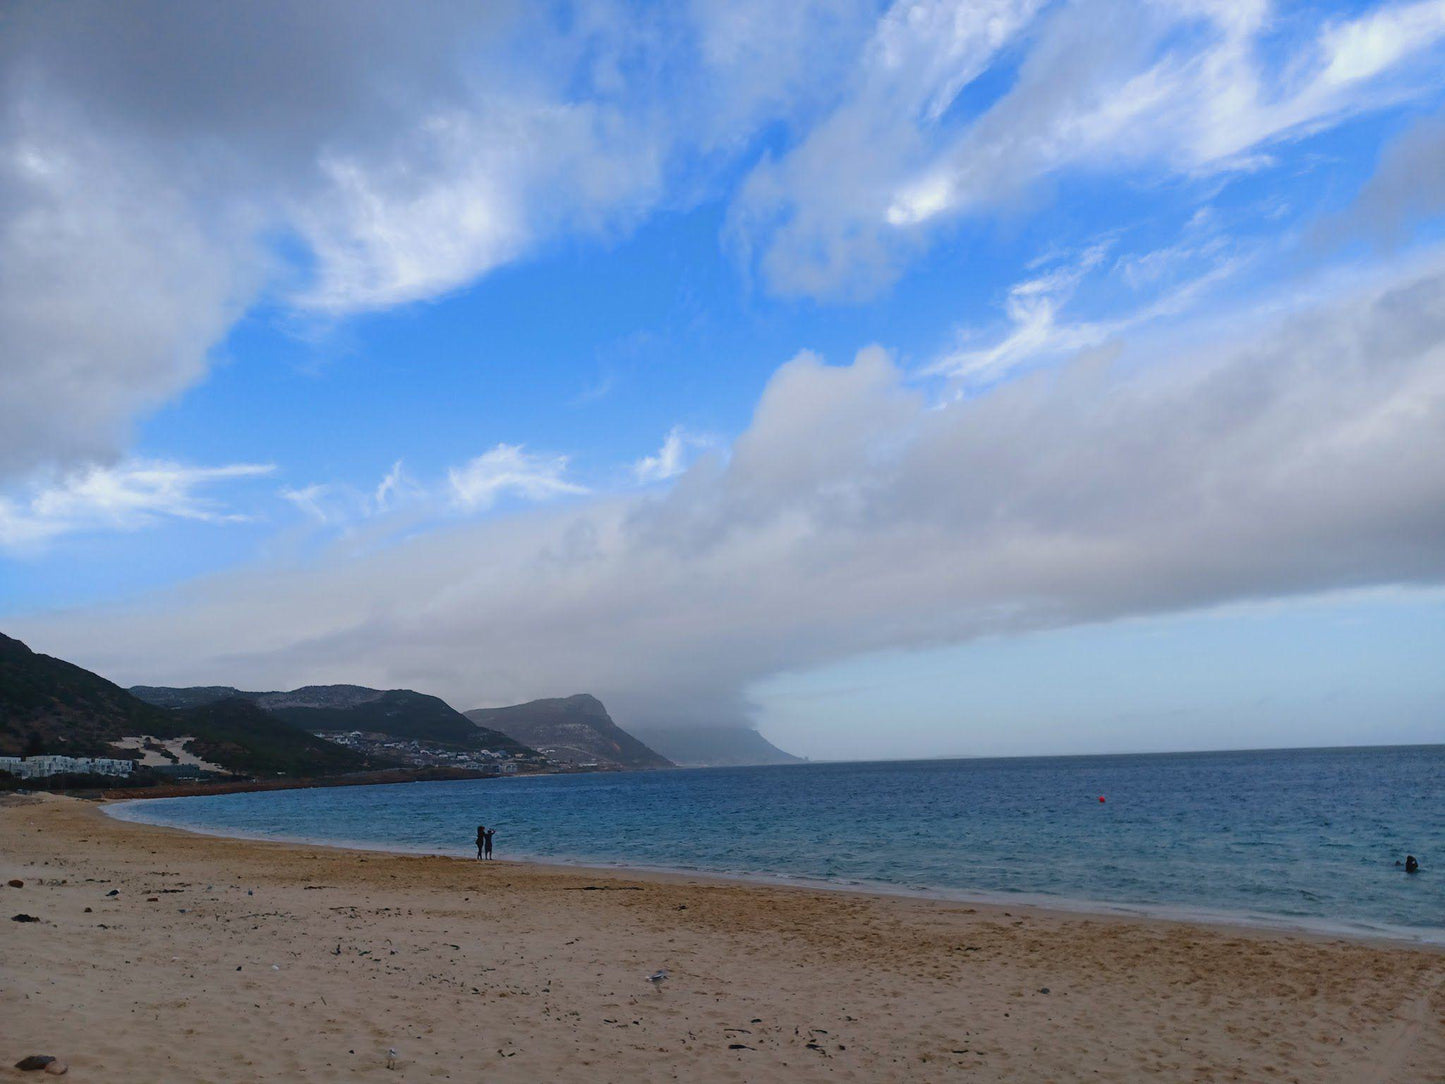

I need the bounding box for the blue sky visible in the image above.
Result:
[2,0,1444,758]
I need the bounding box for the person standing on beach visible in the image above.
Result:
[475,825,486,861]
[484,827,494,860]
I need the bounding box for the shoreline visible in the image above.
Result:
[5,793,1444,1081]
[103,796,1445,951]
[91,763,525,800]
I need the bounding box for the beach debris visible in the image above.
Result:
[14,1055,55,1070]
[10,913,41,922]
[386,1047,398,1070]
[728,1044,752,1051]
[332,944,342,955]
[106,889,119,896]
[647,969,669,986]
[1038,987,1050,994]
[7,879,24,888]
[43,1062,68,1075]
[574,885,644,891]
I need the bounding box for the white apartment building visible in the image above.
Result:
[0,755,135,779]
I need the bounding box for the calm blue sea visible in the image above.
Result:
[109,746,1445,942]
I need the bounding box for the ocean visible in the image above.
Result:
[108,745,1444,942]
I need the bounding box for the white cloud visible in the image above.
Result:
[374,460,415,512]
[4,0,1443,488]
[0,101,258,479]
[733,0,1445,297]
[931,236,1242,384]
[279,460,424,527]
[1318,0,1445,88]
[0,3,671,481]
[292,101,665,313]
[0,460,273,551]
[447,444,588,511]
[277,454,581,532]
[278,484,333,524]
[729,0,1045,297]
[633,427,712,483]
[14,251,1445,729]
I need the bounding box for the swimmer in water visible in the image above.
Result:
[1405,854,1419,874]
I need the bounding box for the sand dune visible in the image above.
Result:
[1,793,1441,1082]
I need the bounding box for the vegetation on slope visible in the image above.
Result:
[1,633,390,777]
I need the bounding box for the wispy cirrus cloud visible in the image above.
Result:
[930,228,1245,385]
[633,427,714,484]
[277,450,585,530]
[0,460,274,551]
[6,0,1442,489]
[447,444,588,512]
[734,0,1445,298]
[279,460,422,526]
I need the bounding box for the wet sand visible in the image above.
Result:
[2,793,1441,1081]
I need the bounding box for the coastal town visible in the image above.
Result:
[312,731,522,774]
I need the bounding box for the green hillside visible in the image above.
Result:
[134,684,536,755]
[179,698,382,777]
[0,633,388,777]
[1,633,180,755]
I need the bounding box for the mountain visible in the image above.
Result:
[170,698,383,777]
[3,633,179,755]
[627,725,804,767]
[465,694,672,770]
[1,633,381,776]
[130,685,245,710]
[132,683,535,755]
[258,688,515,750]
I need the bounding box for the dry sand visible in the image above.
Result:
[2,793,1442,1082]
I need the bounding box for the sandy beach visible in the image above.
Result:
[1,794,1441,1082]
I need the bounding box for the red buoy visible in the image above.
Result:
[1098,796,1106,803]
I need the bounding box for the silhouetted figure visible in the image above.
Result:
[1405,854,1419,874]
[484,828,494,860]
[475,825,486,861]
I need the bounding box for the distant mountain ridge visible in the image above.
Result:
[132,684,533,755]
[133,684,389,712]
[1,633,384,777]
[465,695,672,770]
[628,725,803,767]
